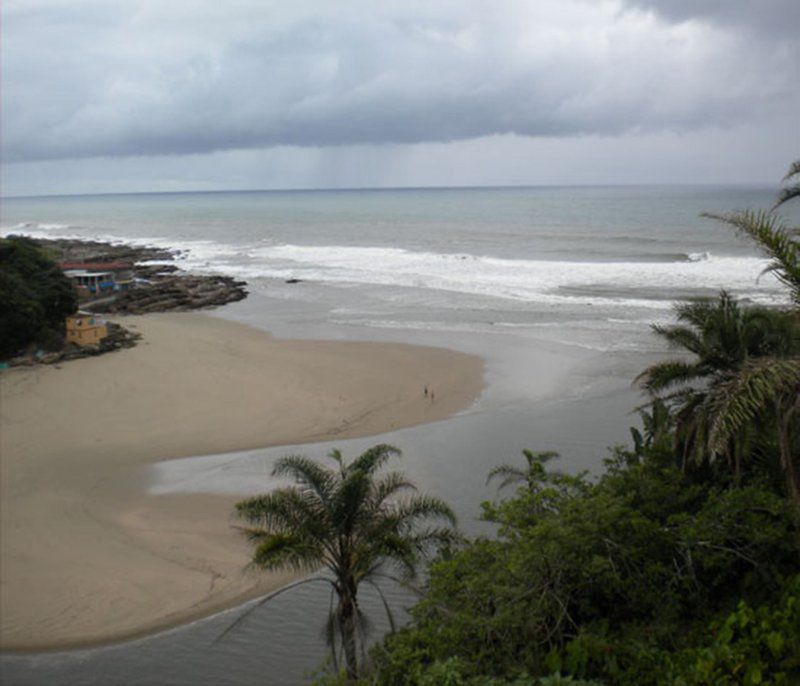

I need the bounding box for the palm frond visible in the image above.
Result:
[486,464,525,487]
[367,533,418,578]
[388,493,457,528]
[702,209,800,303]
[332,470,372,532]
[651,323,705,355]
[252,532,324,572]
[235,489,323,532]
[523,449,560,464]
[673,297,719,329]
[213,576,335,646]
[776,183,800,209]
[635,359,706,394]
[403,525,462,549]
[782,160,800,182]
[272,454,336,502]
[349,443,401,476]
[371,471,417,507]
[707,357,800,455]
[363,579,397,634]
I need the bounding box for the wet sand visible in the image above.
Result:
[0,312,484,651]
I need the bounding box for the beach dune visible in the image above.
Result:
[0,313,483,651]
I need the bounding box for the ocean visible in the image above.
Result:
[1,185,796,684]
[1,186,792,352]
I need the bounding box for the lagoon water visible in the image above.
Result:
[1,186,796,684]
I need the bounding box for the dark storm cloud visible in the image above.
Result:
[2,1,797,163]
[623,0,800,37]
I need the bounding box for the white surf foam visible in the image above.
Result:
[240,243,784,309]
[1,222,786,310]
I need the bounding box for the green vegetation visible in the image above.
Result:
[240,164,800,684]
[369,444,798,684]
[356,163,799,684]
[234,445,457,681]
[635,292,800,500]
[0,235,77,358]
[486,450,562,493]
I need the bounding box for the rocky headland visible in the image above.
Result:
[3,237,248,367]
[32,237,249,313]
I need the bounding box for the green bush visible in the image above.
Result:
[0,236,76,358]
[370,444,799,685]
[667,577,800,685]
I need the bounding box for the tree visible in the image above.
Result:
[234,444,457,681]
[635,160,800,501]
[635,293,799,479]
[371,439,799,685]
[487,450,561,493]
[629,398,673,459]
[0,236,77,358]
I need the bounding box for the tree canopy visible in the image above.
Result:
[0,235,76,358]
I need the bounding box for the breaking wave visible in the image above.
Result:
[211,243,783,309]
[0,221,784,310]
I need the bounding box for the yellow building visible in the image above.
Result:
[65,313,108,346]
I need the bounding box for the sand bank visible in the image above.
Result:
[0,313,484,651]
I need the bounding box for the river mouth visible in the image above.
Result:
[1,297,657,684]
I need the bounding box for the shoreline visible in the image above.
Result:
[0,312,484,652]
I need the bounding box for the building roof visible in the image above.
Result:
[59,262,133,271]
[67,312,104,320]
[64,269,113,278]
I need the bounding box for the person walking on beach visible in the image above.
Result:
[424,384,428,398]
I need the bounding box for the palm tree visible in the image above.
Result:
[701,160,800,501]
[637,294,799,479]
[486,449,561,493]
[639,161,800,500]
[706,355,800,500]
[232,444,456,681]
[630,398,673,458]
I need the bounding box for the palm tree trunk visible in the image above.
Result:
[779,420,799,506]
[338,587,359,682]
[776,397,800,506]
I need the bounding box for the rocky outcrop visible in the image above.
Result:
[24,236,249,314]
[90,275,248,314]
[6,323,141,367]
[133,264,180,278]
[0,237,251,368]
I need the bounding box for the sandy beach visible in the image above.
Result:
[0,313,484,651]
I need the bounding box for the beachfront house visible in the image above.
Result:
[65,313,108,346]
[61,262,134,299]
[64,269,115,299]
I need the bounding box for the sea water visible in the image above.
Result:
[2,186,792,353]
[1,186,796,684]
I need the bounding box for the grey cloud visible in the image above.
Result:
[622,0,800,36]
[2,1,797,163]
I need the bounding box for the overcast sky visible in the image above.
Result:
[2,0,798,196]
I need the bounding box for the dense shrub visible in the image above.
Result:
[0,236,76,358]
[369,444,799,685]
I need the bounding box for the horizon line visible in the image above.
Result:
[1,180,775,201]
